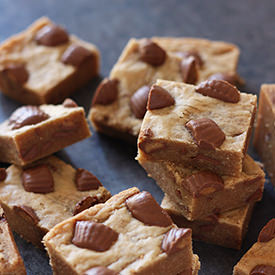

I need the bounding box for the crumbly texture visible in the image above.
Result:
[0,207,26,275]
[138,153,264,220]
[0,156,111,248]
[0,103,91,165]
[89,37,240,142]
[161,194,254,249]
[0,17,100,105]
[253,84,275,186]
[43,187,196,275]
[138,79,257,176]
[233,238,275,274]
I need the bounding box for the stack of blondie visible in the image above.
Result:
[136,79,265,249]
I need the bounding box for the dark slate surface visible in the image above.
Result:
[0,0,275,274]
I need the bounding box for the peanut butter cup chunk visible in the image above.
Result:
[208,72,239,86]
[2,64,29,84]
[22,164,54,193]
[180,51,204,67]
[9,106,49,130]
[85,266,118,275]
[162,228,191,255]
[139,40,166,66]
[181,56,198,84]
[75,168,102,191]
[73,196,101,215]
[147,85,175,110]
[72,221,118,251]
[130,85,150,119]
[196,79,240,103]
[92,78,119,106]
[62,44,94,67]
[13,205,40,225]
[126,191,172,227]
[62,98,78,108]
[250,265,275,275]
[35,24,69,46]
[258,219,275,243]
[186,118,225,150]
[0,168,7,181]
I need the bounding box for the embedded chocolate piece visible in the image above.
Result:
[61,45,94,67]
[22,164,54,193]
[2,64,29,84]
[186,118,225,150]
[181,56,198,84]
[85,266,118,275]
[181,51,203,67]
[35,24,69,46]
[73,196,100,215]
[63,98,78,108]
[13,205,40,225]
[208,73,238,86]
[196,79,240,103]
[92,78,119,106]
[183,171,224,197]
[258,219,275,243]
[162,228,191,255]
[75,168,102,191]
[147,85,175,110]
[250,265,275,275]
[72,221,118,252]
[125,191,172,227]
[9,106,49,130]
[130,86,150,119]
[139,40,166,66]
[0,168,7,181]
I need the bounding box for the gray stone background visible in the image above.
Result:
[0,0,274,274]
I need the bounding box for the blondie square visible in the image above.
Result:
[137,152,264,220]
[0,17,100,105]
[0,99,91,165]
[161,194,255,249]
[43,187,198,275]
[253,84,275,186]
[138,79,257,176]
[89,37,240,143]
[0,156,111,248]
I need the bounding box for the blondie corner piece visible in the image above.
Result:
[0,156,111,249]
[161,194,255,249]
[138,152,264,220]
[43,187,198,275]
[138,79,257,176]
[0,17,100,105]
[233,219,275,275]
[0,207,26,275]
[89,37,240,143]
[253,84,275,186]
[0,99,91,165]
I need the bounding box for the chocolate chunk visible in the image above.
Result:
[2,64,29,84]
[161,228,191,255]
[75,168,102,191]
[180,51,203,67]
[250,265,275,275]
[196,79,240,103]
[62,98,78,107]
[139,40,166,66]
[22,164,54,193]
[183,171,224,197]
[126,191,172,227]
[0,168,7,181]
[73,196,101,215]
[92,78,119,106]
[130,86,150,119]
[258,219,275,242]
[35,24,69,46]
[208,73,238,86]
[9,106,49,130]
[61,45,94,67]
[13,205,40,225]
[181,56,198,84]
[72,221,118,251]
[186,118,225,150]
[85,266,118,275]
[147,85,175,110]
